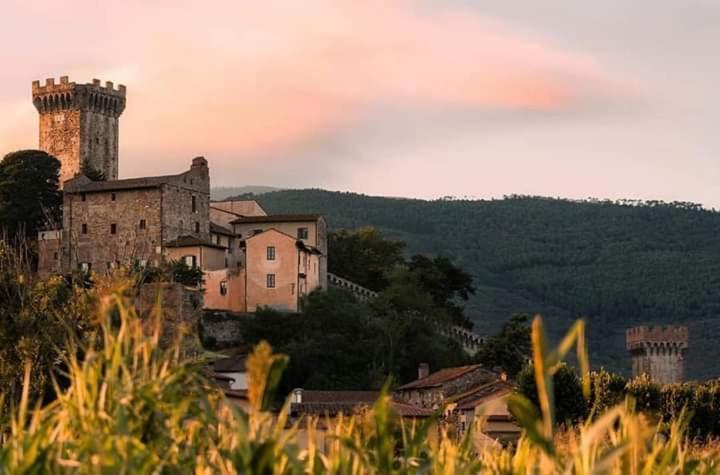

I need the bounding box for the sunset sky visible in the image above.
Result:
[2,1,719,205]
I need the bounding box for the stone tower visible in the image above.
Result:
[32,76,126,186]
[626,325,688,385]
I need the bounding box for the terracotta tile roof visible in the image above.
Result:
[230,214,323,225]
[397,364,496,390]
[164,235,226,250]
[391,402,435,418]
[452,381,514,411]
[210,222,234,236]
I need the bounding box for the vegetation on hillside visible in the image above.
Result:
[236,188,720,378]
[0,277,718,472]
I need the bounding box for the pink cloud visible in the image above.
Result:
[1,0,621,169]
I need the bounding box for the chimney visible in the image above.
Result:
[418,363,430,380]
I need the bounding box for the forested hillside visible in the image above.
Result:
[225,189,720,379]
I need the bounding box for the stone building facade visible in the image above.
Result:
[32,76,126,185]
[626,325,688,384]
[58,157,210,272]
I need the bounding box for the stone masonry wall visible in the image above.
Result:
[63,188,163,271]
[160,158,211,245]
[134,282,203,356]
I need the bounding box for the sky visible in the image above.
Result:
[1,0,719,205]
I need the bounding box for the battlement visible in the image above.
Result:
[626,325,688,351]
[32,76,126,96]
[32,76,126,116]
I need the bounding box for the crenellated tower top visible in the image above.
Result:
[626,325,688,384]
[32,76,126,117]
[32,76,127,184]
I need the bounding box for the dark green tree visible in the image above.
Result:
[328,227,405,291]
[0,150,61,239]
[475,313,531,377]
[235,288,467,393]
[517,362,587,425]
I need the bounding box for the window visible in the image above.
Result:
[195,222,200,233]
[184,255,197,268]
[220,281,228,296]
[253,229,263,235]
[139,219,146,230]
[297,227,309,240]
[267,246,276,260]
[110,223,117,234]
[266,274,276,288]
[81,193,86,202]
[216,234,221,245]
[81,223,88,234]
[111,193,116,201]
[80,262,91,272]
[53,252,58,260]
[191,195,197,213]
[106,262,112,270]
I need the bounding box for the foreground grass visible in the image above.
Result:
[0,281,718,473]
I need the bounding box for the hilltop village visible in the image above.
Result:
[22,75,691,448]
[33,76,327,314]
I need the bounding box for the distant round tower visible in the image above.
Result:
[626,326,688,384]
[32,76,126,186]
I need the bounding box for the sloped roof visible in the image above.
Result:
[452,381,514,410]
[213,355,247,372]
[165,235,226,250]
[230,214,323,225]
[397,364,497,391]
[210,222,235,236]
[64,173,180,193]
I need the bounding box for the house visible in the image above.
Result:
[395,363,520,447]
[229,214,327,289]
[394,363,499,409]
[446,380,521,446]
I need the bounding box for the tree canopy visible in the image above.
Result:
[0,150,61,239]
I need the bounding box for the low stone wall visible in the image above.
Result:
[200,310,247,348]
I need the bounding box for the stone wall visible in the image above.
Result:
[134,282,203,356]
[200,311,246,347]
[63,187,163,271]
[160,158,211,244]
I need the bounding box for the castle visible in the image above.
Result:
[35,76,326,313]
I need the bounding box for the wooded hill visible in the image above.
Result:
[225,189,720,379]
